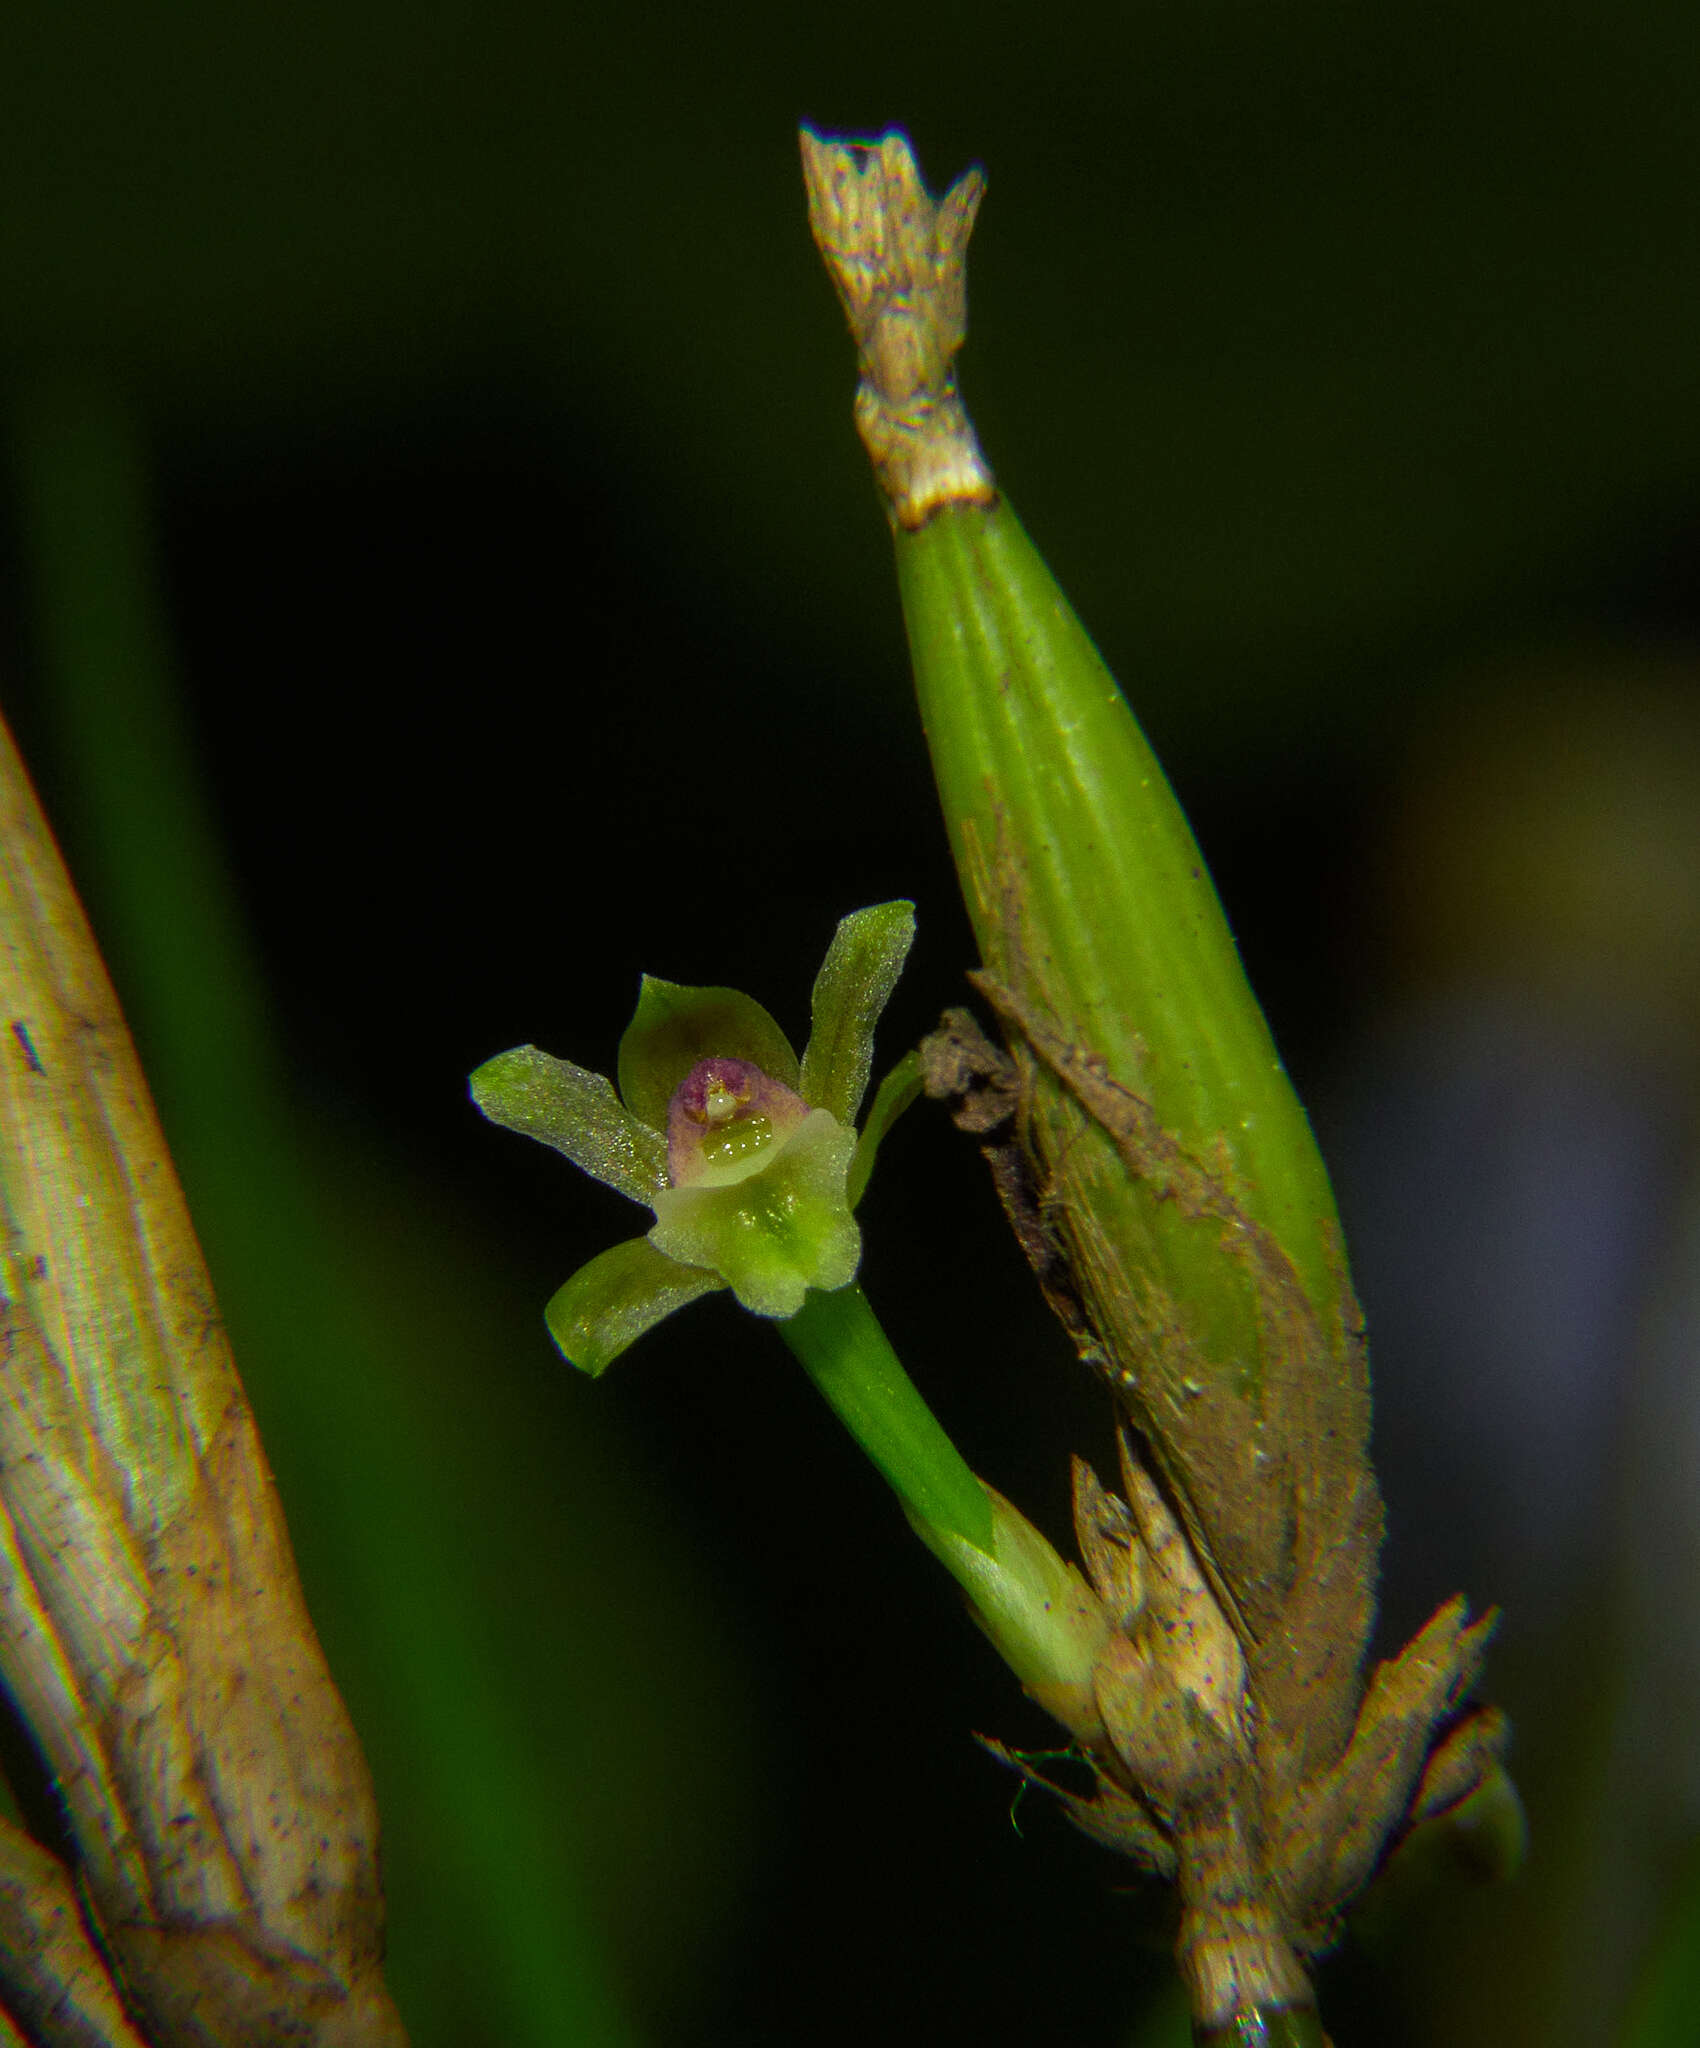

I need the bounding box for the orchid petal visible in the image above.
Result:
[800,900,916,1125]
[847,1049,923,1210]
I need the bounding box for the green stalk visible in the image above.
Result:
[779,1285,1110,1738]
[779,1284,992,1555]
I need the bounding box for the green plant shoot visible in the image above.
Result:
[801,129,1513,2045]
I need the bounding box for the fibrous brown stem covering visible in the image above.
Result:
[924,1003,1508,2032]
[0,713,406,2046]
[800,129,996,528]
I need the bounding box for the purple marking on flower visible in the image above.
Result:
[666,1056,811,1188]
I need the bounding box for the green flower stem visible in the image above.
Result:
[779,1284,993,1556]
[779,1285,1112,1742]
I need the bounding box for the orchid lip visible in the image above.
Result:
[666,1056,811,1189]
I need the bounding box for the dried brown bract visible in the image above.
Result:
[938,984,1507,2030]
[800,129,997,528]
[0,715,405,2046]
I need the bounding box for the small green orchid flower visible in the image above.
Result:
[473,897,1120,1727]
[470,901,920,1372]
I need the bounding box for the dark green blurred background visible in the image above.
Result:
[5,5,1700,2044]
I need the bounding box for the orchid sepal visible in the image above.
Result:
[847,1049,923,1210]
[469,1045,665,1201]
[546,1237,726,1377]
[617,979,799,1132]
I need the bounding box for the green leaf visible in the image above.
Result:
[470,1046,666,1203]
[846,1048,923,1209]
[544,1237,725,1375]
[616,978,800,1133]
[799,899,916,1125]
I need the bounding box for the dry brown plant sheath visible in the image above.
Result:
[0,712,404,2047]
